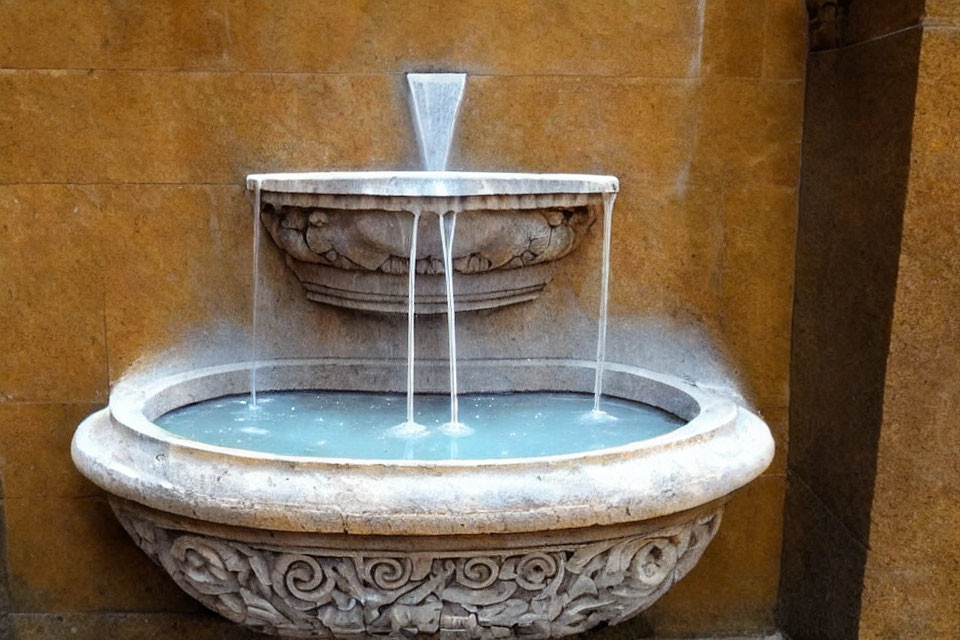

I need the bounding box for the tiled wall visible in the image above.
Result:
[0,2,807,637]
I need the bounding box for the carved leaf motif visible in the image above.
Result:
[443,581,517,606]
[262,205,594,275]
[116,506,723,639]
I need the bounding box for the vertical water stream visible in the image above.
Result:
[438,212,469,433]
[592,192,618,415]
[250,179,261,409]
[404,211,422,428]
[388,210,427,437]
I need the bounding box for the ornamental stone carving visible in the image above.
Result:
[261,205,593,276]
[113,504,722,639]
[256,187,602,314]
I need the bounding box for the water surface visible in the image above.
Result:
[156,391,684,461]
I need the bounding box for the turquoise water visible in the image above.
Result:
[155,391,685,461]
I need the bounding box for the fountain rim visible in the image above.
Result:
[74,358,774,534]
[246,171,619,199]
[105,357,733,469]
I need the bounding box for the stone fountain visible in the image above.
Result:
[71,73,773,639]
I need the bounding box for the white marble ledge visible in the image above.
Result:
[246,171,620,198]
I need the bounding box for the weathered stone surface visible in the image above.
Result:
[0,186,108,403]
[789,26,922,543]
[646,476,784,636]
[0,0,704,78]
[98,185,253,377]
[858,26,960,639]
[10,613,264,640]
[113,499,722,639]
[763,1,809,80]
[778,474,866,640]
[0,403,102,499]
[4,496,198,613]
[806,0,924,51]
[252,173,615,313]
[0,72,412,185]
[783,21,925,640]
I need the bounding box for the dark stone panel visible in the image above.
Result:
[0,489,10,613]
[778,474,867,640]
[781,23,924,640]
[807,0,925,51]
[789,26,922,545]
[0,477,11,638]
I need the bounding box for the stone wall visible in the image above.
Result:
[780,1,924,636]
[858,2,960,636]
[0,2,807,638]
[782,0,960,637]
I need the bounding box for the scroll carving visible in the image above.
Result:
[114,507,722,639]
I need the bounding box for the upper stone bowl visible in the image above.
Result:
[248,172,618,314]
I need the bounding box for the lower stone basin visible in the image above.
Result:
[71,359,773,639]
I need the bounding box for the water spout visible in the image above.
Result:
[407,73,467,171]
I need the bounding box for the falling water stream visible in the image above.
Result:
[438,212,470,433]
[592,191,618,416]
[405,212,422,427]
[250,178,262,410]
[387,210,427,438]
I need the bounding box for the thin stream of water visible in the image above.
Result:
[387,209,427,438]
[592,192,618,414]
[438,212,467,432]
[405,211,422,426]
[250,179,261,410]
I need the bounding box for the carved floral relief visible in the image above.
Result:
[114,506,722,639]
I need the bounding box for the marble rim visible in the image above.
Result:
[246,171,619,198]
[107,358,727,468]
[73,358,774,535]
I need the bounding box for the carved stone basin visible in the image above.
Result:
[71,359,773,639]
[248,172,619,314]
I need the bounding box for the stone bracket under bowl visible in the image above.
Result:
[248,172,619,314]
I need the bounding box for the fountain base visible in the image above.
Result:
[72,359,773,639]
[113,497,723,639]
